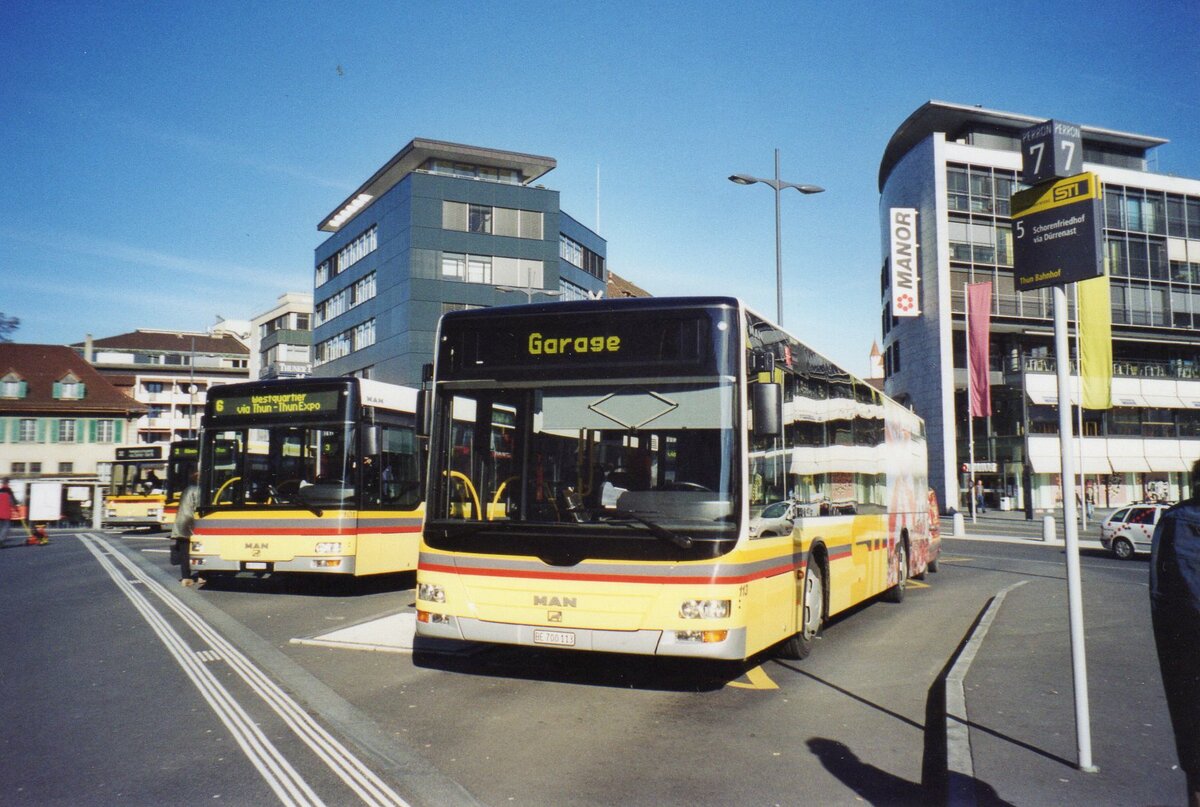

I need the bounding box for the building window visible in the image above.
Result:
[334,226,377,276]
[315,259,331,287]
[146,382,163,394]
[18,419,35,442]
[442,253,465,279]
[97,420,115,443]
[59,462,73,474]
[56,377,85,399]
[444,202,542,240]
[353,319,376,351]
[560,235,605,279]
[468,204,492,234]
[1,373,25,398]
[11,462,24,474]
[58,419,76,442]
[314,318,376,367]
[467,255,492,284]
[558,278,593,301]
[421,159,521,184]
[314,272,375,328]
[29,462,41,474]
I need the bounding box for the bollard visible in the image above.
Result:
[1043,515,1055,542]
[953,512,965,537]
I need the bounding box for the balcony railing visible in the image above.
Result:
[1019,356,1198,379]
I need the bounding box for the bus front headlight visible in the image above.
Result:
[418,583,446,603]
[679,599,731,619]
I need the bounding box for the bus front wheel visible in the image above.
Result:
[778,561,824,660]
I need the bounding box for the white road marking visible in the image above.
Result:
[80,535,324,807]
[80,534,410,807]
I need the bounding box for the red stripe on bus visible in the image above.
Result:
[417,560,798,586]
[194,526,420,536]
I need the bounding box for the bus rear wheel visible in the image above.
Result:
[885,541,908,603]
[778,560,824,660]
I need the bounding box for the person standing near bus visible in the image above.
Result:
[1150,458,1200,807]
[171,471,201,587]
[0,478,18,547]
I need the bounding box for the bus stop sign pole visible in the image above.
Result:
[1014,119,1099,773]
[1054,284,1097,773]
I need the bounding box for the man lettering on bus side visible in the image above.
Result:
[171,471,202,587]
[1150,458,1200,807]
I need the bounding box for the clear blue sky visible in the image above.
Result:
[3,1,1198,375]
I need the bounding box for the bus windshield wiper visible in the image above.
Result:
[607,510,693,549]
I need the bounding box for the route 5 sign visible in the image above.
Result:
[1021,119,1083,185]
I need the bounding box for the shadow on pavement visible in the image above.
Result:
[413,638,741,692]
[198,569,417,598]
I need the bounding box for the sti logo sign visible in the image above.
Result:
[889,208,920,317]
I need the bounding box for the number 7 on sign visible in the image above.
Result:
[1029,142,1044,177]
[1061,140,1076,174]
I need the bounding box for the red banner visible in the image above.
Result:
[968,282,992,417]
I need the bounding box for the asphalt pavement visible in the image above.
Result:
[949,509,1186,806]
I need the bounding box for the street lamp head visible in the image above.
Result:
[796,184,825,195]
[729,174,759,186]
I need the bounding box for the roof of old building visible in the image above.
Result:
[607,271,652,299]
[78,330,249,356]
[0,344,143,415]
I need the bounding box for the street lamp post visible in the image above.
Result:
[495,270,562,304]
[729,149,824,326]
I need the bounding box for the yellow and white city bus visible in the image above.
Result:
[192,377,423,577]
[159,439,200,529]
[103,445,167,529]
[415,296,934,660]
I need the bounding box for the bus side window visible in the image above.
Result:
[372,426,420,509]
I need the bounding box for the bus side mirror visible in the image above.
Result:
[364,425,380,456]
[752,383,782,439]
[416,389,432,438]
[417,363,434,438]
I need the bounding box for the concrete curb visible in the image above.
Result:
[944,580,1028,807]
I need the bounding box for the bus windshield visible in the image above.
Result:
[203,423,359,510]
[427,380,740,555]
[110,461,165,497]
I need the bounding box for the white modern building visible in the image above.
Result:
[249,292,312,380]
[879,101,1200,514]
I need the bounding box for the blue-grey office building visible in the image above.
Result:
[312,139,607,387]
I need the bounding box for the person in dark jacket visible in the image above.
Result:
[1150,458,1200,807]
[170,471,202,587]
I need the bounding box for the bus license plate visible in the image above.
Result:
[245,562,268,570]
[533,629,575,647]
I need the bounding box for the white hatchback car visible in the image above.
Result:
[1099,503,1170,559]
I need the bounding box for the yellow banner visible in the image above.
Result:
[1079,275,1112,410]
